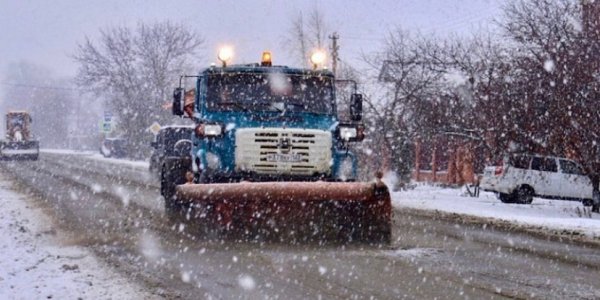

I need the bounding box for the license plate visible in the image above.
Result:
[266,153,303,162]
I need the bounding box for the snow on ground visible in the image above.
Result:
[0,173,156,299]
[41,148,149,169]
[392,183,600,239]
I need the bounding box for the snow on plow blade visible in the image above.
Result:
[175,181,392,243]
[0,141,39,160]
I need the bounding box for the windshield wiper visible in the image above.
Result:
[286,102,305,110]
[219,101,250,113]
[255,101,284,113]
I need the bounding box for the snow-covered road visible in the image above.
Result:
[0,173,157,300]
[2,150,596,299]
[40,148,600,240]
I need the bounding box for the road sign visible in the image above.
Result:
[148,122,161,135]
[99,121,112,133]
[104,111,113,122]
[102,122,112,133]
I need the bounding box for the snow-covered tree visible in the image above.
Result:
[501,0,600,211]
[284,8,330,68]
[73,21,204,158]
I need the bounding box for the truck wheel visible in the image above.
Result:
[514,186,534,204]
[160,158,190,217]
[161,166,178,214]
[498,193,515,203]
[160,166,172,198]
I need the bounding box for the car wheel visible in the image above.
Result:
[514,186,534,204]
[498,193,515,203]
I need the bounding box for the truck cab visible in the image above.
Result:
[173,51,364,184]
[0,111,39,160]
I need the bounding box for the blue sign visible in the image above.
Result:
[104,111,113,122]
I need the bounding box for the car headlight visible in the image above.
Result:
[337,124,365,142]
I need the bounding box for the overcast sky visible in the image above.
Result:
[0,0,502,95]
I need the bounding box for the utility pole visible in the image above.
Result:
[329,32,339,76]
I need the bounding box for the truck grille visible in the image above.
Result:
[235,128,332,175]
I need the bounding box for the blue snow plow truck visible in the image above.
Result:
[160,49,391,243]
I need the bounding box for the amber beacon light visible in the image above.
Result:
[261,51,272,66]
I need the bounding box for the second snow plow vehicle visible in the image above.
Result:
[161,49,391,243]
[0,111,39,160]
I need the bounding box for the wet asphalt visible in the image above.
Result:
[1,152,599,299]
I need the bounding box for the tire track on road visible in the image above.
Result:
[3,153,600,299]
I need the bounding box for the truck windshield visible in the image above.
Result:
[8,115,25,126]
[206,72,334,114]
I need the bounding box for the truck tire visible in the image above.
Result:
[514,186,534,204]
[160,157,190,216]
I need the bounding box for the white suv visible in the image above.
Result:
[480,154,594,205]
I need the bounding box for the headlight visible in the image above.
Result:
[339,127,357,141]
[204,124,222,136]
[337,124,365,142]
[195,123,223,137]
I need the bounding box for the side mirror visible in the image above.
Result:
[172,88,185,116]
[350,93,363,122]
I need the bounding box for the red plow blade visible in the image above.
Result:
[174,181,392,243]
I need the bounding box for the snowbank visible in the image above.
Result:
[41,148,149,169]
[392,184,600,239]
[0,174,155,299]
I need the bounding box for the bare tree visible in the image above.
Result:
[365,29,448,183]
[284,8,330,67]
[370,26,521,184]
[501,0,600,211]
[73,21,204,158]
[363,0,600,212]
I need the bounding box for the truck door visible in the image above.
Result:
[558,159,592,200]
